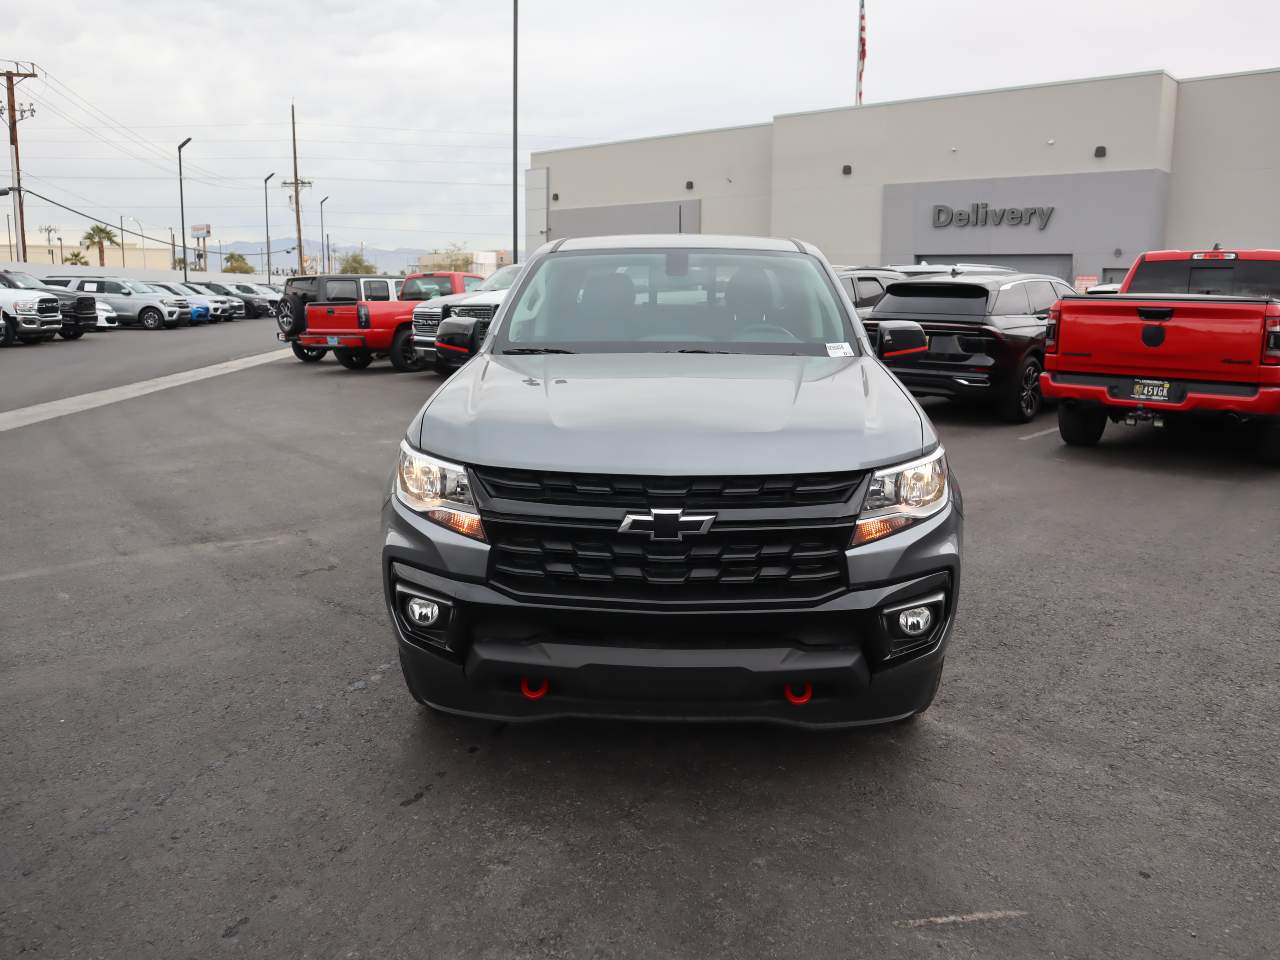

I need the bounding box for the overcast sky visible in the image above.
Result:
[4,0,1278,261]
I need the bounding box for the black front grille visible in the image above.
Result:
[485,513,852,606]
[37,297,60,317]
[74,295,96,317]
[474,466,865,509]
[454,304,496,322]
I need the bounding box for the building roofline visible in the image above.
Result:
[529,121,772,162]
[528,66,1280,162]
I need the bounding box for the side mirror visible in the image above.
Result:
[876,320,928,361]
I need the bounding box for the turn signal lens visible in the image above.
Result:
[427,508,487,542]
[852,515,913,546]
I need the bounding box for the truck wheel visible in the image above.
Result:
[1058,403,1107,446]
[999,355,1043,423]
[0,315,15,347]
[139,307,165,330]
[1256,421,1280,466]
[276,299,306,336]
[389,327,430,372]
[291,342,327,363]
[59,327,85,341]
[334,348,373,370]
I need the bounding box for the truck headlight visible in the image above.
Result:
[96,302,116,316]
[395,442,486,541]
[13,299,38,314]
[852,448,948,546]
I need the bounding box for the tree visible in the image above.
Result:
[63,250,88,266]
[337,251,376,274]
[439,242,473,272]
[81,225,118,267]
[223,252,254,274]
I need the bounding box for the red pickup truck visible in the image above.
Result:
[1042,248,1280,463]
[298,276,427,371]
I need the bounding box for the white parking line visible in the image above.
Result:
[0,348,292,434]
[896,910,1028,929]
[1018,425,1059,441]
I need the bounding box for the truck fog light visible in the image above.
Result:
[405,597,440,627]
[897,606,933,637]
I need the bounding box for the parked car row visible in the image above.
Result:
[0,271,283,344]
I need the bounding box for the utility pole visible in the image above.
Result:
[169,227,176,270]
[5,213,10,260]
[319,195,329,272]
[38,223,54,263]
[57,235,64,263]
[120,215,127,268]
[506,0,512,263]
[4,65,38,262]
[290,103,305,275]
[178,137,191,281]
[129,217,145,268]
[263,172,274,280]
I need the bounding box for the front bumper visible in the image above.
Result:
[1042,370,1280,417]
[382,493,962,728]
[886,364,996,400]
[16,312,63,332]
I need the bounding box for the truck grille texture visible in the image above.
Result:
[37,297,60,317]
[473,466,865,509]
[453,304,496,322]
[484,514,852,606]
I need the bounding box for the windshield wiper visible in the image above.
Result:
[502,347,576,355]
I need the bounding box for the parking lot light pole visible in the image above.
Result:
[320,195,329,272]
[178,137,192,281]
[264,172,274,280]
[57,235,63,263]
[512,0,518,264]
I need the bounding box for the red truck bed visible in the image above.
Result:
[1041,249,1280,462]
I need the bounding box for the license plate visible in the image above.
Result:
[1132,379,1171,401]
[326,336,341,346]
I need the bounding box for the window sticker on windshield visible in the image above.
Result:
[826,342,855,357]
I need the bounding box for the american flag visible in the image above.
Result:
[856,0,867,105]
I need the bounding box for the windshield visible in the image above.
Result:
[479,264,521,291]
[1128,258,1280,299]
[150,283,180,295]
[493,250,854,357]
[125,281,160,294]
[182,284,209,295]
[203,282,232,295]
[0,271,47,290]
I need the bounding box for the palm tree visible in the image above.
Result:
[81,225,118,267]
[63,250,89,266]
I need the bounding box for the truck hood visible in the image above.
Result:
[414,353,930,475]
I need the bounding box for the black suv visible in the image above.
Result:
[835,267,905,320]
[866,272,1076,422]
[0,269,99,340]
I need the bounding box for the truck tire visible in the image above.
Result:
[0,315,14,347]
[1058,402,1107,447]
[139,307,165,331]
[291,342,327,363]
[334,347,373,370]
[1256,421,1280,466]
[59,327,85,341]
[433,356,455,377]
[389,327,429,372]
[998,355,1043,423]
[277,298,306,336]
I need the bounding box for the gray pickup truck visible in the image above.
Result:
[381,234,962,729]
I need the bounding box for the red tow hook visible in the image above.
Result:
[520,676,549,700]
[784,682,813,706]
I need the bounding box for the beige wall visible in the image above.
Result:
[769,72,1178,264]
[1165,69,1280,250]
[533,123,774,239]
[13,240,177,270]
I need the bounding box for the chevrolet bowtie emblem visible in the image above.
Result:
[619,508,716,541]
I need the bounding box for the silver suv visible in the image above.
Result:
[46,276,191,330]
[382,234,962,729]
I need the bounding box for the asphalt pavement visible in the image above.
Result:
[1,322,1277,959]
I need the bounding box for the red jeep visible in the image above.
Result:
[295,275,426,371]
[1042,248,1280,463]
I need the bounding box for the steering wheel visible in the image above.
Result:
[732,323,800,342]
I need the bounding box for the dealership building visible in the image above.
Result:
[526,67,1280,286]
